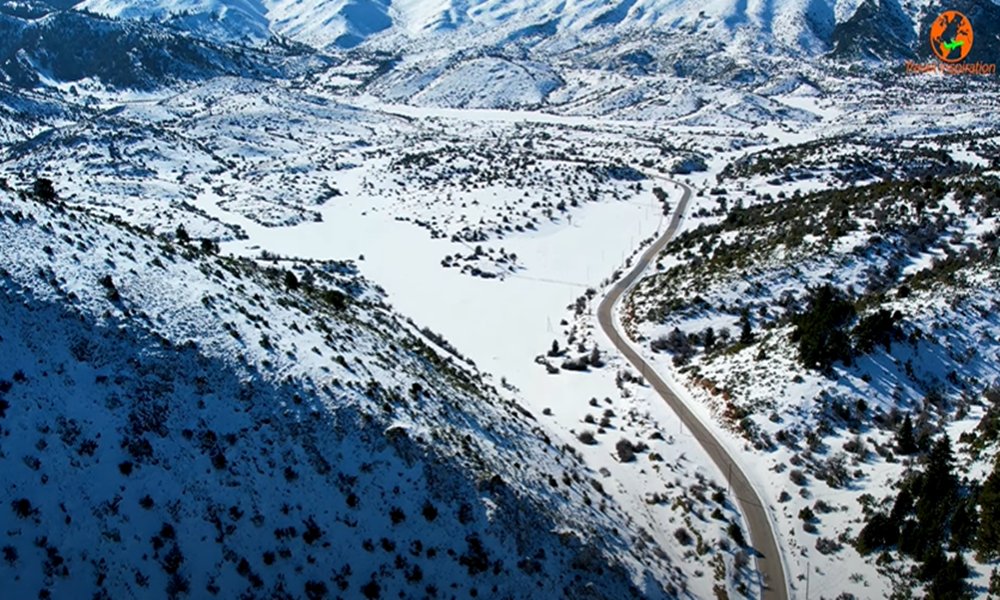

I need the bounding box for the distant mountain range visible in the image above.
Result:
[0,0,997,94]
[68,0,999,57]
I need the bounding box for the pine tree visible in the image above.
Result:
[703,327,716,351]
[284,270,299,291]
[739,314,754,345]
[915,434,957,551]
[976,461,1000,562]
[926,553,971,600]
[175,224,190,244]
[589,345,602,368]
[897,414,918,455]
[949,497,977,551]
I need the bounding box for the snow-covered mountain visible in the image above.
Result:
[68,0,935,53]
[0,5,292,90]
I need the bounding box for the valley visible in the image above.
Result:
[0,1,999,599]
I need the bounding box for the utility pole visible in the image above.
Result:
[805,561,810,600]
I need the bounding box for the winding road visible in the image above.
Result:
[597,180,788,600]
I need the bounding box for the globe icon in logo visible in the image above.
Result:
[930,11,973,63]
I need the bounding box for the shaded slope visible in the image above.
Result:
[0,186,678,598]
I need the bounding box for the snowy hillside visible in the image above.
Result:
[0,181,689,598]
[0,6,291,91]
[619,138,1000,597]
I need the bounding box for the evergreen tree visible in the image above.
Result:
[284,270,299,291]
[32,177,56,201]
[589,345,602,368]
[915,434,957,552]
[949,496,978,551]
[739,314,754,345]
[175,224,190,244]
[926,553,972,600]
[789,284,855,371]
[856,511,894,555]
[976,461,1000,562]
[897,414,918,455]
[703,327,716,351]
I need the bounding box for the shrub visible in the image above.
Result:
[616,438,637,462]
[161,546,184,574]
[853,309,904,354]
[323,290,347,310]
[389,507,406,525]
[843,436,867,458]
[166,574,189,596]
[789,469,808,486]
[674,527,693,546]
[459,535,491,575]
[799,506,816,521]
[119,461,134,475]
[727,522,746,547]
[421,501,437,522]
[33,177,56,201]
[11,499,33,519]
[577,430,597,445]
[302,517,324,545]
[211,451,227,470]
[406,564,423,583]
[305,580,328,600]
[2,545,17,565]
[818,453,851,488]
[816,537,843,555]
[561,356,589,371]
[360,579,380,599]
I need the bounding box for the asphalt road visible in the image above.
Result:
[597,179,788,600]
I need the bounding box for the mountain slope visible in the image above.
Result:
[72,0,869,53]
[0,7,286,90]
[623,142,1000,597]
[0,183,681,598]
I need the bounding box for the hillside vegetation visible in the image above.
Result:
[626,166,1000,597]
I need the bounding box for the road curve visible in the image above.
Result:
[597,180,788,600]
